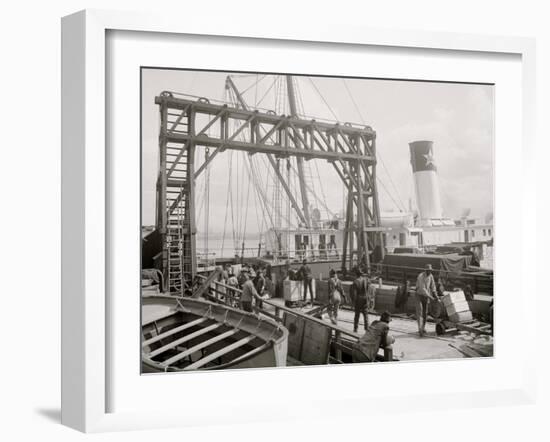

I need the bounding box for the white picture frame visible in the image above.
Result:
[61,9,537,433]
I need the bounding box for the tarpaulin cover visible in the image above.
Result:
[382,253,472,274]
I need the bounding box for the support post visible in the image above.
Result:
[342,187,353,271]
[187,112,197,281]
[335,330,342,362]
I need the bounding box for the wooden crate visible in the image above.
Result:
[449,311,473,323]
[283,280,316,302]
[446,300,471,316]
[442,290,466,307]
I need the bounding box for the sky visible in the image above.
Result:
[141,68,494,237]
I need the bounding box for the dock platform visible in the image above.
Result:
[263,298,492,362]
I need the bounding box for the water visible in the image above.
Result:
[196,234,264,259]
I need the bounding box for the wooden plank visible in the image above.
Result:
[219,341,272,368]
[191,268,221,298]
[184,335,257,370]
[283,313,305,360]
[455,322,492,336]
[334,330,343,362]
[449,343,484,358]
[147,323,222,358]
[301,319,332,365]
[142,317,208,347]
[161,328,239,367]
[262,298,357,339]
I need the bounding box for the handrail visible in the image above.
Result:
[376,262,493,279]
[194,246,346,261]
[261,297,359,340]
[376,262,493,295]
[195,275,394,362]
[196,274,358,339]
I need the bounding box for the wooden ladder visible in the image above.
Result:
[163,106,194,295]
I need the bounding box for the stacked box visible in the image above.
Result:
[283,279,316,302]
[442,290,466,307]
[371,286,398,313]
[442,290,473,322]
[446,301,470,316]
[449,311,473,323]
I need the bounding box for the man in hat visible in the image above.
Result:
[352,311,393,362]
[253,267,266,309]
[299,259,314,304]
[240,271,260,313]
[415,264,438,336]
[351,269,370,332]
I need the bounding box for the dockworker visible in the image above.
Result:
[351,269,370,332]
[214,265,227,297]
[237,264,250,287]
[222,264,230,282]
[352,311,393,363]
[415,264,438,336]
[394,276,410,312]
[463,284,474,302]
[253,267,266,309]
[240,271,260,313]
[327,269,343,325]
[226,271,239,305]
[299,259,314,304]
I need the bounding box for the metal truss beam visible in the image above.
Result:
[155,92,385,287]
[166,133,375,163]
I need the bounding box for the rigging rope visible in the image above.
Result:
[313,159,331,219]
[238,74,267,96]
[204,147,211,256]
[284,161,334,218]
[294,77,307,117]
[308,77,340,121]
[255,76,279,108]
[342,79,407,212]
[220,150,233,257]
[240,166,252,253]
[294,77,332,220]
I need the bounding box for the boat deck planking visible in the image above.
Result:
[142,296,288,372]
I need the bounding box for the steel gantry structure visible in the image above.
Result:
[155,90,384,294]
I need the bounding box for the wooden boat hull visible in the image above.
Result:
[142,295,288,372]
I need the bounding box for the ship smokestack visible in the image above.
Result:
[409,140,443,221]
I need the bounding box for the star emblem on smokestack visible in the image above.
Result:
[423,151,435,167]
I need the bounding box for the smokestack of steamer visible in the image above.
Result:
[409,140,443,221]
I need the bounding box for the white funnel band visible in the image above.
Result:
[414,170,443,220]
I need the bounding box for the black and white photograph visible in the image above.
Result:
[140,68,494,373]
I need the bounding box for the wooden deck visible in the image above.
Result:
[263,298,492,361]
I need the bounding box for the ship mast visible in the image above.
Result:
[225,76,308,229]
[286,76,312,229]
